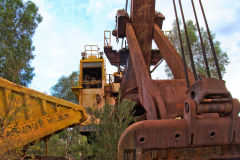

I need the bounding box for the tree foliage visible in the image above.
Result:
[26,130,90,159]
[50,71,79,103]
[166,20,229,78]
[0,0,42,86]
[87,99,135,160]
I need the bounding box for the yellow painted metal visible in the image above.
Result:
[79,58,106,88]
[0,77,87,153]
[72,45,115,129]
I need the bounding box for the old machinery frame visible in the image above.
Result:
[104,0,240,159]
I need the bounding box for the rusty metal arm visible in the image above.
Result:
[153,24,195,84]
[126,23,167,120]
[150,59,164,74]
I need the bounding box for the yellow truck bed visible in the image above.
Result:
[0,77,87,153]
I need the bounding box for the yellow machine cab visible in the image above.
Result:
[72,45,115,131]
[80,45,105,89]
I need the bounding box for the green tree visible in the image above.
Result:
[166,20,229,78]
[87,99,135,160]
[49,71,92,158]
[0,0,42,86]
[50,71,79,103]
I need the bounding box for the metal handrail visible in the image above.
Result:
[81,45,101,58]
[106,74,113,84]
[104,31,111,46]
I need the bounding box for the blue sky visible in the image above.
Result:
[29,0,240,100]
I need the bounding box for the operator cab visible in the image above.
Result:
[80,45,104,89]
[82,66,102,89]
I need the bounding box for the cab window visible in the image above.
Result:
[82,63,102,89]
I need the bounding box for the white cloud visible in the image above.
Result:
[30,0,95,93]
[219,32,240,99]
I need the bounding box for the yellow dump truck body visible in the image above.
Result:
[0,77,87,152]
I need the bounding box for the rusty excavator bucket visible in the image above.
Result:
[104,0,240,159]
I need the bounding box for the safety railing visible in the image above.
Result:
[81,81,102,89]
[104,31,111,46]
[106,74,114,85]
[81,45,103,59]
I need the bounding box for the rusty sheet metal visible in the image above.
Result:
[186,78,233,115]
[153,24,195,84]
[0,77,87,153]
[154,79,187,118]
[115,10,129,38]
[130,0,155,68]
[118,98,240,159]
[104,46,163,67]
[104,46,129,66]
[155,11,165,29]
[121,145,240,160]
